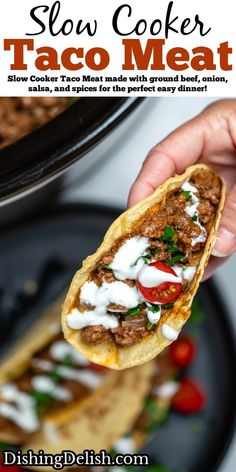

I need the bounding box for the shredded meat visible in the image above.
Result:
[141,210,167,238]
[82,325,112,344]
[111,325,148,346]
[0,97,72,148]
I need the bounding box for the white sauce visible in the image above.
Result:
[81,280,141,309]
[68,307,119,330]
[113,436,135,454]
[146,305,161,325]
[181,180,207,247]
[0,383,39,432]
[31,359,102,389]
[172,265,197,282]
[32,376,72,402]
[153,380,179,399]
[69,280,142,330]
[162,324,179,341]
[31,358,54,370]
[109,236,149,280]
[181,181,199,203]
[138,265,182,288]
[49,340,89,366]
[56,367,102,389]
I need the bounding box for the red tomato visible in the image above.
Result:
[137,261,182,304]
[171,378,206,413]
[0,455,21,471]
[170,336,196,368]
[89,362,109,372]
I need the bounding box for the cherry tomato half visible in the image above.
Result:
[89,362,109,372]
[171,378,206,414]
[137,261,182,304]
[170,336,196,368]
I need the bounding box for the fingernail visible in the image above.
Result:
[212,227,236,257]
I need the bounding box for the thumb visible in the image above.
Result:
[212,183,236,257]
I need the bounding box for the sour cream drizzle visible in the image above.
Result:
[110,236,149,280]
[153,380,179,399]
[162,324,179,341]
[68,279,143,330]
[146,304,161,324]
[0,384,39,432]
[32,376,72,402]
[49,340,89,366]
[138,265,182,288]
[182,180,207,246]
[113,436,136,454]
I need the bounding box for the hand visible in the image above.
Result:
[128,99,236,279]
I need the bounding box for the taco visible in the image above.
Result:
[62,164,225,369]
[0,301,153,445]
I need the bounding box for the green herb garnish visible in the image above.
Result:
[166,252,185,266]
[131,256,149,267]
[162,302,174,309]
[125,305,142,317]
[31,389,53,416]
[192,213,198,222]
[49,370,62,383]
[61,354,74,367]
[147,320,154,330]
[148,304,161,313]
[150,247,159,256]
[144,399,168,431]
[181,190,192,201]
[160,225,176,241]
[182,283,188,291]
[102,264,111,269]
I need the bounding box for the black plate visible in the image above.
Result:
[0,203,236,472]
[0,98,142,203]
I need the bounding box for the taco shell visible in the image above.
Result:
[62,164,225,369]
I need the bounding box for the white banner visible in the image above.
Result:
[0,0,235,96]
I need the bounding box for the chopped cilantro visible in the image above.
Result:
[162,302,174,309]
[49,370,62,383]
[192,213,198,222]
[131,256,149,267]
[144,399,169,431]
[166,252,185,266]
[161,225,176,241]
[181,190,192,201]
[61,354,74,367]
[182,283,188,291]
[30,389,53,416]
[125,305,142,317]
[147,320,154,330]
[147,304,161,313]
[168,244,179,253]
[150,247,159,256]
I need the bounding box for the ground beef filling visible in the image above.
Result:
[0,97,75,148]
[79,171,221,347]
[0,334,91,436]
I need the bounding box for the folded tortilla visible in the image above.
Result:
[62,164,225,370]
[0,300,153,444]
